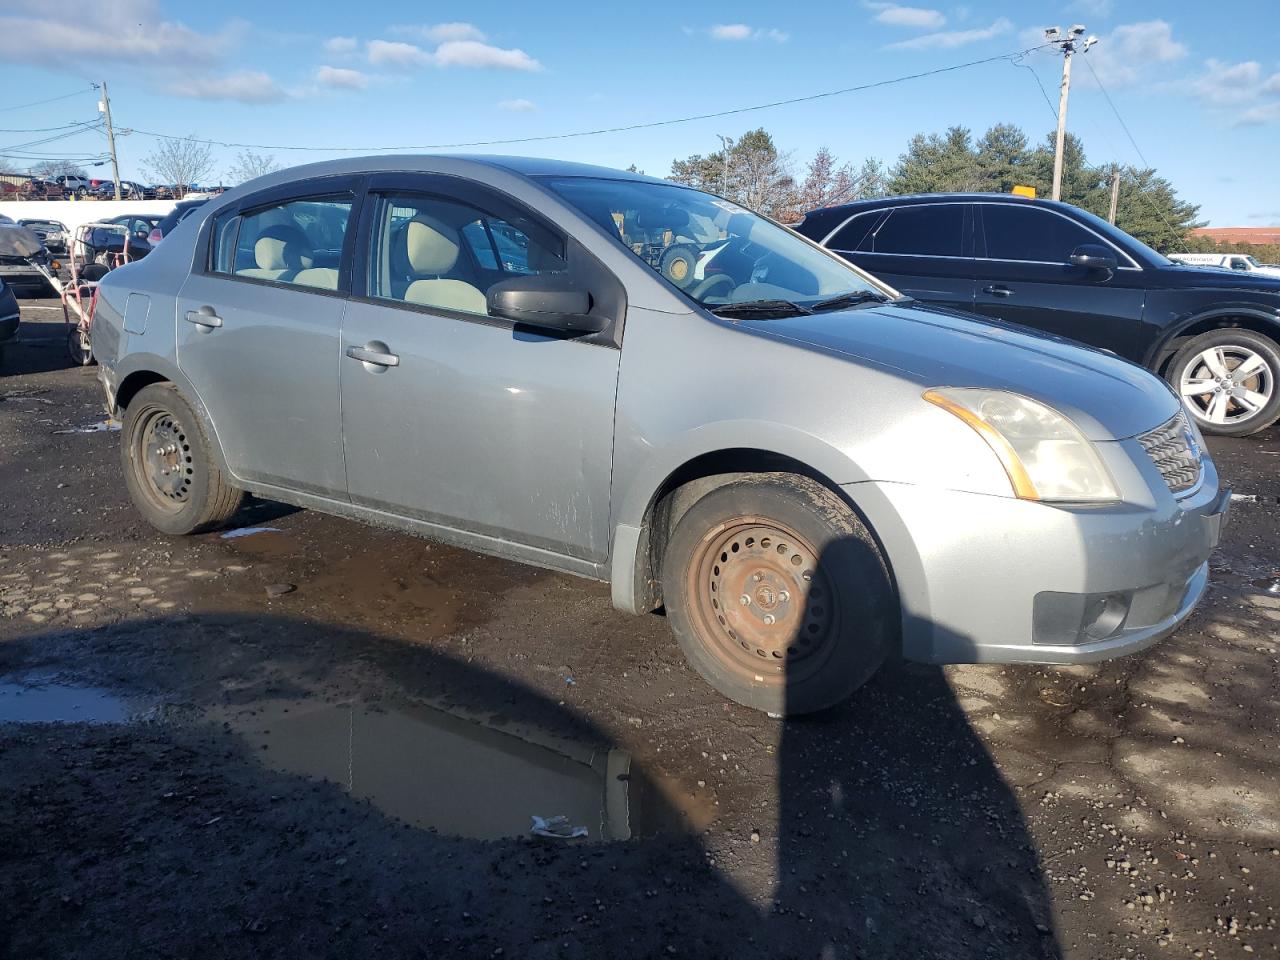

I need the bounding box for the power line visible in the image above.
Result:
[0,88,95,113]
[124,43,1056,154]
[0,119,102,134]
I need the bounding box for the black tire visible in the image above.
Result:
[1168,329,1280,437]
[121,383,244,535]
[79,263,110,283]
[661,474,895,715]
[67,325,93,366]
[658,245,700,289]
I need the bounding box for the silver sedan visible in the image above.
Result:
[90,156,1230,715]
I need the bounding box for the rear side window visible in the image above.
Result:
[981,205,1097,264]
[866,205,965,257]
[212,196,352,291]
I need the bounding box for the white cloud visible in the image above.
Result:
[1072,0,1113,16]
[367,39,432,67]
[395,22,486,42]
[497,98,537,112]
[864,3,946,30]
[169,70,288,104]
[0,0,226,67]
[367,37,541,71]
[315,65,369,90]
[1265,73,1280,96]
[888,16,1011,50]
[432,39,542,70]
[323,35,357,54]
[708,23,789,42]
[1235,102,1280,127]
[1076,20,1186,88]
[1192,59,1262,105]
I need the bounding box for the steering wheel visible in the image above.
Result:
[689,273,735,300]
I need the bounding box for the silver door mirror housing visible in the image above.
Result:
[486,274,604,334]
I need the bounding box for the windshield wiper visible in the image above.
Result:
[709,299,813,319]
[808,290,889,312]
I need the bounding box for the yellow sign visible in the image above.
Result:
[1011,185,1037,198]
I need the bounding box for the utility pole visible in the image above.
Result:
[1108,168,1121,224]
[1044,26,1097,202]
[715,134,733,199]
[99,81,122,201]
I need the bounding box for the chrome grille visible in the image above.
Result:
[1137,412,1202,494]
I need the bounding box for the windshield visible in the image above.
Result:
[542,177,888,309]
[19,220,61,231]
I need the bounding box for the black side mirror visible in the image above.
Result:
[1069,243,1118,274]
[487,273,604,334]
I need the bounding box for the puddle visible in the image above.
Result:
[227,698,699,842]
[0,677,135,724]
[52,419,121,435]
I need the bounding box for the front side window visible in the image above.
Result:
[212,196,352,291]
[827,211,886,252]
[366,192,565,315]
[544,177,884,311]
[865,205,965,257]
[981,205,1098,264]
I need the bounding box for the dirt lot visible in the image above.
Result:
[2,301,1278,959]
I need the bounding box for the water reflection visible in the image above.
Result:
[226,697,683,842]
[0,676,134,724]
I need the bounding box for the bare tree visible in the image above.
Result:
[227,150,280,185]
[29,160,88,179]
[796,147,859,214]
[140,135,215,196]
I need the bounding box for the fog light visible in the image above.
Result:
[1033,590,1132,645]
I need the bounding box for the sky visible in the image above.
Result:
[1,0,1278,226]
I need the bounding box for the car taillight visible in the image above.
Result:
[148,228,163,245]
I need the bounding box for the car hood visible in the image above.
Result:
[745,301,1179,441]
[1154,263,1280,292]
[0,224,43,259]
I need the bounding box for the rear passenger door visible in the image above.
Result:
[970,203,1149,361]
[339,173,622,564]
[825,203,975,313]
[175,177,361,498]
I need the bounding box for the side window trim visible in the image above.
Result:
[974,202,1141,271]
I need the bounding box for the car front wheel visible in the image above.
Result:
[1170,329,1280,436]
[661,474,896,715]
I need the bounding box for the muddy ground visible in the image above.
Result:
[1,301,1278,960]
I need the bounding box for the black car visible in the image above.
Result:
[796,194,1280,436]
[146,198,209,247]
[0,275,18,367]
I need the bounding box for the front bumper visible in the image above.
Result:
[851,456,1228,666]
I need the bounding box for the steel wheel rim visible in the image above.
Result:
[686,517,839,686]
[136,410,194,511]
[1180,345,1274,425]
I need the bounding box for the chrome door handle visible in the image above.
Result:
[982,285,1013,298]
[346,344,400,368]
[184,307,222,328]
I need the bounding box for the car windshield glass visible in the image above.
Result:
[542,177,887,308]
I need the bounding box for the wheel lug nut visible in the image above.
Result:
[779,591,790,602]
[752,573,762,582]
[763,614,776,626]
[739,594,751,606]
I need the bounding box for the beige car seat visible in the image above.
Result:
[237,225,313,282]
[400,215,487,314]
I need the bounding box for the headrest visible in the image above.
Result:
[404,215,461,274]
[254,225,312,271]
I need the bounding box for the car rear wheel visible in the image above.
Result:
[1170,329,1280,436]
[121,383,244,534]
[661,474,895,715]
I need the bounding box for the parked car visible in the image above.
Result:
[1167,252,1280,279]
[54,174,92,197]
[103,213,162,246]
[91,157,1228,715]
[146,198,208,247]
[0,218,54,295]
[73,223,150,268]
[19,177,63,200]
[796,194,1280,436]
[0,275,18,367]
[17,218,69,255]
[119,180,155,200]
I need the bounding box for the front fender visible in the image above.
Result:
[1142,298,1280,368]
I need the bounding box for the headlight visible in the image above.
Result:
[924,388,1119,503]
